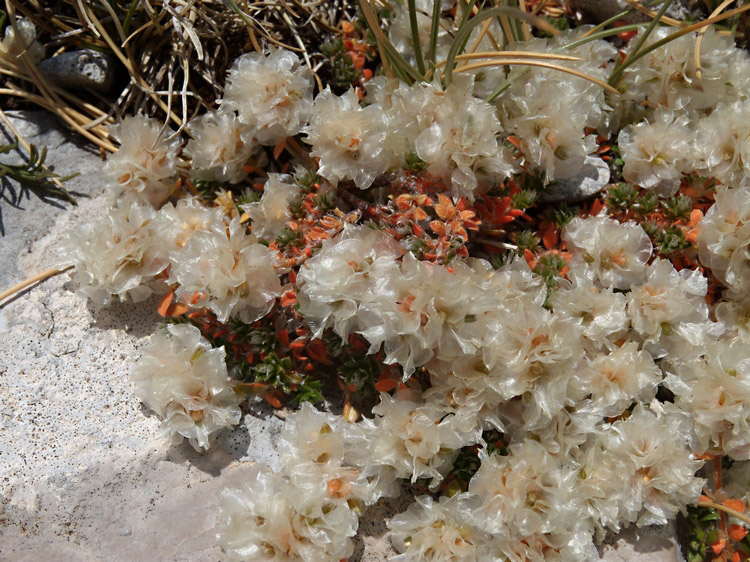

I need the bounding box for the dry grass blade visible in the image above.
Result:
[622,0,688,28]
[695,0,735,79]
[425,50,582,79]
[0,266,73,306]
[609,3,750,86]
[450,58,621,94]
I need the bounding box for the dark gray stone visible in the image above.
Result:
[540,155,610,204]
[570,0,692,24]
[38,49,117,93]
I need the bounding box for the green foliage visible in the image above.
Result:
[533,253,567,291]
[655,224,691,254]
[276,226,304,250]
[0,137,78,204]
[511,189,538,211]
[405,151,427,172]
[546,204,579,229]
[633,192,659,216]
[663,194,693,221]
[516,230,540,253]
[606,183,638,209]
[339,355,380,395]
[683,505,719,562]
[313,191,338,213]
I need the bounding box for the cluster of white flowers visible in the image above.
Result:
[59,23,750,561]
[222,47,314,145]
[168,217,280,323]
[495,29,617,181]
[64,200,169,307]
[699,186,750,301]
[132,323,242,451]
[219,464,358,562]
[65,196,281,315]
[184,111,262,184]
[240,174,301,242]
[104,115,182,206]
[0,18,44,64]
[615,27,750,193]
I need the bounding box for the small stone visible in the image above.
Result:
[38,49,116,93]
[570,0,691,24]
[539,156,610,204]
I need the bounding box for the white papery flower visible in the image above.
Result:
[579,405,704,529]
[423,356,506,430]
[481,303,581,407]
[665,336,750,459]
[277,403,397,506]
[619,27,750,113]
[242,174,300,242]
[297,224,403,340]
[218,464,358,562]
[464,440,581,539]
[360,254,492,375]
[155,196,227,253]
[345,394,481,489]
[487,529,597,562]
[550,283,628,347]
[104,115,181,206]
[563,214,652,290]
[131,323,241,451]
[694,101,750,189]
[304,87,396,188]
[571,342,661,418]
[496,30,615,180]
[223,47,313,145]
[627,258,720,358]
[618,109,696,196]
[698,187,750,299]
[379,76,517,198]
[65,201,168,307]
[716,299,750,338]
[413,78,515,198]
[169,218,281,322]
[0,17,44,64]
[388,494,494,562]
[185,110,261,184]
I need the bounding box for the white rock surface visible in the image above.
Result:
[0,111,685,561]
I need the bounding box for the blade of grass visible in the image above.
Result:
[609,3,750,87]
[444,6,559,85]
[451,59,620,95]
[609,0,675,86]
[484,67,528,102]
[407,0,426,75]
[0,267,73,306]
[425,49,581,80]
[359,0,423,82]
[429,0,442,67]
[695,0,735,79]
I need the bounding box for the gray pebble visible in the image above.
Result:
[570,0,692,25]
[38,49,116,93]
[540,155,610,204]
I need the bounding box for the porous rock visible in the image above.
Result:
[540,155,610,204]
[38,49,117,93]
